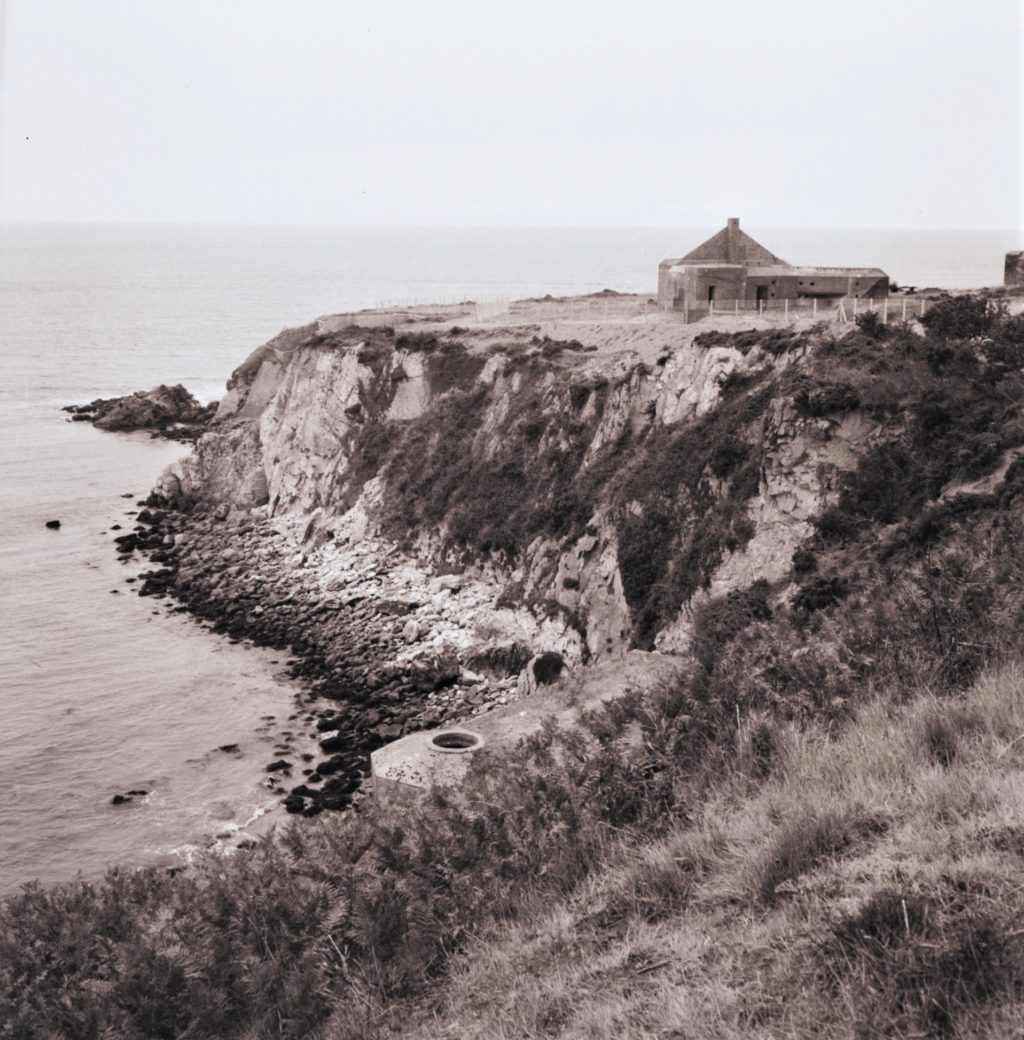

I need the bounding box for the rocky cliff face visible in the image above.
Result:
[157,319,879,662]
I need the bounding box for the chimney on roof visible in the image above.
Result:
[726,217,740,263]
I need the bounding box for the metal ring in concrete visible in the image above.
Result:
[429,730,485,754]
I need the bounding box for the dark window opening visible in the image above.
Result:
[707,285,716,303]
[756,286,769,304]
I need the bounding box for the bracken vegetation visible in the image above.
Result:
[5,298,1024,1038]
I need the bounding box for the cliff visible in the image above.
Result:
[155,318,878,664]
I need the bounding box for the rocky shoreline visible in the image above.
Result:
[116,494,539,819]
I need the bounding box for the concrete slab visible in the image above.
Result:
[371,650,683,804]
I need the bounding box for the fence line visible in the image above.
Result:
[676,295,930,324]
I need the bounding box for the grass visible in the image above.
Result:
[391,664,1024,1040]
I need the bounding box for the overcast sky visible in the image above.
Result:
[0,0,1020,228]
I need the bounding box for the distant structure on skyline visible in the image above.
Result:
[657,218,889,311]
[1006,251,1024,287]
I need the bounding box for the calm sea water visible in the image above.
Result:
[0,223,1017,894]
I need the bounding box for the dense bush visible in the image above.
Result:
[854,308,888,340]
[921,294,995,339]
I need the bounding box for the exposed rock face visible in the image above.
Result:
[64,384,216,442]
[153,320,879,661]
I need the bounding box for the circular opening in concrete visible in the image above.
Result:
[430,730,483,754]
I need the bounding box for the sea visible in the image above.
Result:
[0,223,1017,896]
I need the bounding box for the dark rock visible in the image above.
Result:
[316,755,347,775]
[319,732,358,753]
[408,651,461,693]
[466,639,533,678]
[125,789,149,796]
[63,384,217,442]
[532,651,565,686]
[265,759,292,772]
[45,520,61,530]
[218,744,240,753]
[110,794,131,805]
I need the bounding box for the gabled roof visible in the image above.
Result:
[679,218,787,266]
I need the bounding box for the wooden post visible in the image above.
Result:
[883,298,888,323]
[902,298,907,321]
[784,298,789,321]
[853,296,858,317]
[813,298,817,317]
[920,299,925,318]
[734,299,739,316]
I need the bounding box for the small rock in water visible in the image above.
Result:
[265,759,292,772]
[110,794,131,805]
[126,789,149,796]
[218,743,240,753]
[45,519,61,530]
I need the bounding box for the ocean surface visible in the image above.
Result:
[0,222,1017,895]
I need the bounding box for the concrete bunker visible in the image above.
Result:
[657,217,889,314]
[371,651,681,806]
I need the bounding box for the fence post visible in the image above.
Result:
[784,298,789,321]
[813,298,817,317]
[853,296,858,318]
[920,299,925,318]
[883,298,888,323]
[902,298,907,321]
[734,299,739,316]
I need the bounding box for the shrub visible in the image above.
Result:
[792,381,861,418]
[854,308,888,341]
[792,547,817,575]
[921,295,994,339]
[793,575,848,613]
[691,583,772,669]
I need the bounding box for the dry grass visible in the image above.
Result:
[387,662,1024,1039]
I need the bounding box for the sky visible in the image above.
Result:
[0,0,1020,228]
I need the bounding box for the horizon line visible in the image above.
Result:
[0,219,1020,235]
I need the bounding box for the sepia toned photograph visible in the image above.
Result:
[0,1,1021,1036]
